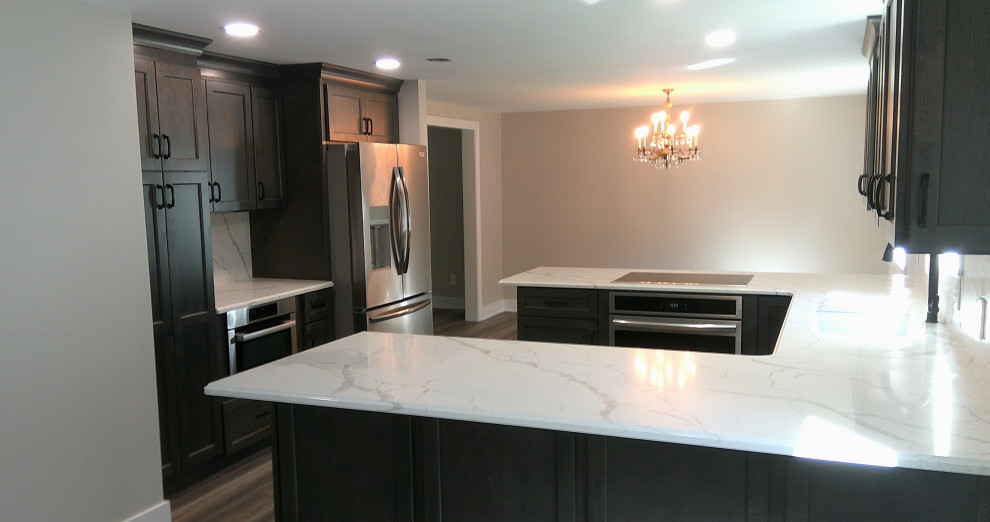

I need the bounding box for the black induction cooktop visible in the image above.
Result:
[611,272,754,286]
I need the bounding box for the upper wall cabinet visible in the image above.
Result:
[200,53,288,212]
[203,78,287,212]
[135,57,211,173]
[279,63,402,145]
[861,0,990,254]
[325,81,399,143]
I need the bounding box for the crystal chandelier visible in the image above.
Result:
[633,89,700,169]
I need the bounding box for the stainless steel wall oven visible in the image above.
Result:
[227,296,297,374]
[609,292,742,354]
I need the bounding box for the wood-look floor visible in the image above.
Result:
[167,309,516,520]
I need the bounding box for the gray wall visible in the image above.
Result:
[0,1,166,520]
[501,95,888,294]
[428,126,466,309]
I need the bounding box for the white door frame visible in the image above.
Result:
[427,116,482,322]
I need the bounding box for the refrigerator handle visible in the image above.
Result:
[389,167,404,274]
[397,166,412,274]
[368,297,432,323]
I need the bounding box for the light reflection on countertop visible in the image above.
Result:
[634,349,696,390]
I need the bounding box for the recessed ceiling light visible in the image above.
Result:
[686,58,736,70]
[704,29,736,48]
[224,22,259,37]
[375,58,401,70]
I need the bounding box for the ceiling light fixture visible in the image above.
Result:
[633,89,700,169]
[375,58,401,70]
[686,58,736,70]
[224,22,259,37]
[704,29,736,47]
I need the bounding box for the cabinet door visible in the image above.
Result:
[908,0,990,252]
[154,62,210,171]
[365,91,399,143]
[205,79,256,212]
[325,83,368,142]
[135,59,163,171]
[251,86,287,209]
[162,171,223,469]
[142,171,181,477]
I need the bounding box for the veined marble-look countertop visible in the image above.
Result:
[214,278,333,314]
[207,269,990,476]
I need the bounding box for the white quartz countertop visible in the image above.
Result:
[214,278,333,314]
[206,269,990,476]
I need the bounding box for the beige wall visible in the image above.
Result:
[0,1,167,520]
[501,95,889,297]
[426,101,505,315]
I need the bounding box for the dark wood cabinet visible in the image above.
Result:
[251,86,288,209]
[516,286,601,344]
[141,170,223,482]
[298,288,334,350]
[862,0,990,253]
[325,81,399,143]
[134,57,210,173]
[273,404,990,521]
[204,79,287,212]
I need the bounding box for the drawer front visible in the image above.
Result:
[301,288,332,323]
[517,287,598,319]
[518,317,598,345]
[222,398,272,455]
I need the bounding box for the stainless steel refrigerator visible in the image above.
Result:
[327,142,433,336]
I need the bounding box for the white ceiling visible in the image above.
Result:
[86,0,882,112]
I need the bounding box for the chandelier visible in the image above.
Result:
[633,89,700,169]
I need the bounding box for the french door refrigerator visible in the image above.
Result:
[327,142,433,336]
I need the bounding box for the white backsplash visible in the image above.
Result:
[211,212,252,284]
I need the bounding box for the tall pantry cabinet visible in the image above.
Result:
[134,27,223,491]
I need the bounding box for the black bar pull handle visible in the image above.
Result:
[165,184,175,209]
[151,133,162,159]
[155,184,166,209]
[258,181,266,201]
[162,134,172,160]
[919,173,930,228]
[367,117,373,136]
[214,181,222,203]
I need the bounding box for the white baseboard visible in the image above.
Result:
[433,295,466,310]
[123,501,170,522]
[478,299,516,320]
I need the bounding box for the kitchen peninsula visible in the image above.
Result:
[206,269,990,520]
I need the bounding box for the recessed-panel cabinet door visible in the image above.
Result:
[162,171,222,468]
[142,171,180,477]
[325,83,366,142]
[155,62,210,171]
[365,91,398,143]
[135,59,162,171]
[251,86,287,209]
[206,80,256,212]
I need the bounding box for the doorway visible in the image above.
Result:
[427,116,481,321]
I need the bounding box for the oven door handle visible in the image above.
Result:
[610,318,738,336]
[234,320,297,342]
